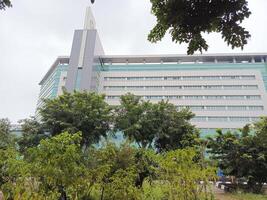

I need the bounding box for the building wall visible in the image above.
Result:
[99,63,267,129]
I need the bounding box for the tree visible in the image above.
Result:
[0,0,11,10]
[24,132,89,200]
[151,148,216,200]
[208,118,267,193]
[115,94,199,152]
[0,118,14,149]
[18,117,47,153]
[114,94,158,148]
[39,91,112,148]
[153,101,200,152]
[148,0,251,54]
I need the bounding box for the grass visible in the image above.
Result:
[215,193,267,200]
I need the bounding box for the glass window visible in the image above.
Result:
[224,85,242,90]
[229,117,250,122]
[184,96,203,100]
[206,96,224,100]
[202,76,220,80]
[246,95,261,100]
[206,106,226,111]
[208,117,228,122]
[228,106,247,111]
[241,75,255,80]
[248,106,264,110]
[182,76,201,80]
[225,96,244,100]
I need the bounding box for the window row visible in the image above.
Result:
[106,95,261,100]
[177,106,264,111]
[103,85,258,91]
[104,75,256,81]
[191,116,260,122]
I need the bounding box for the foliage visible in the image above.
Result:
[87,143,142,199]
[148,0,251,54]
[153,101,200,152]
[0,0,11,10]
[114,94,158,148]
[17,117,47,153]
[0,148,28,200]
[114,93,200,152]
[208,117,267,193]
[154,148,216,200]
[24,132,90,199]
[0,118,14,149]
[39,91,112,148]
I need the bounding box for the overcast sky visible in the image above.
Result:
[0,0,267,123]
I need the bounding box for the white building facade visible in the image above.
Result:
[37,8,267,135]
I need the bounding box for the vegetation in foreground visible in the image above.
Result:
[0,91,267,199]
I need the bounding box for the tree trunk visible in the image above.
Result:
[59,186,67,200]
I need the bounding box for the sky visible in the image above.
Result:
[0,0,267,123]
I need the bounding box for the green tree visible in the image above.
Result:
[17,117,47,153]
[114,94,157,148]
[114,94,200,152]
[88,143,141,200]
[148,0,251,54]
[0,0,11,10]
[24,132,89,200]
[0,118,14,149]
[153,101,200,152]
[208,118,267,193]
[39,91,112,148]
[144,148,216,200]
[0,148,28,200]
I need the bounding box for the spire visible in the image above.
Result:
[84,7,96,29]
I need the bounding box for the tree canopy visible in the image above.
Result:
[148,0,251,54]
[0,118,14,149]
[0,0,11,10]
[114,93,200,151]
[39,91,112,148]
[207,117,267,193]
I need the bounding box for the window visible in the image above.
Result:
[206,106,225,111]
[127,77,144,81]
[243,85,258,90]
[241,75,255,80]
[246,95,261,100]
[184,86,202,90]
[228,106,247,111]
[248,106,264,111]
[191,117,207,122]
[165,86,183,90]
[184,96,203,100]
[206,96,224,100]
[224,85,242,90]
[183,76,201,80]
[202,76,220,80]
[225,96,244,100]
[203,85,222,90]
[189,106,205,111]
[208,117,228,122]
[229,117,250,122]
[166,96,182,99]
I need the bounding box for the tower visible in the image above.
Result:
[65,7,104,92]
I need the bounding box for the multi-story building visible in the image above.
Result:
[37,8,267,134]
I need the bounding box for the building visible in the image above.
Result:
[37,8,267,135]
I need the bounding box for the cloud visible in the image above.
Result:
[0,0,266,123]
